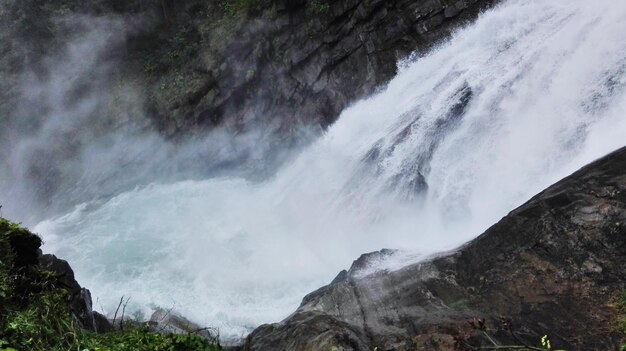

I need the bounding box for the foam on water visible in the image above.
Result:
[35,0,626,341]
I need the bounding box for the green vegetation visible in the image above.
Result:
[217,0,272,17]
[0,218,222,351]
[216,0,329,18]
[305,0,330,16]
[618,291,626,350]
[218,0,253,17]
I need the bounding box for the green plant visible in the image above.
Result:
[219,0,242,17]
[84,327,221,351]
[217,0,271,17]
[306,0,330,16]
[0,217,222,351]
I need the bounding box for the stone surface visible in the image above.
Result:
[39,254,113,333]
[243,146,626,350]
[128,0,500,137]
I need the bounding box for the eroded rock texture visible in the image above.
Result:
[39,254,113,333]
[0,0,498,139]
[147,0,499,136]
[243,146,626,350]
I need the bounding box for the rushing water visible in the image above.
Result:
[29,0,626,341]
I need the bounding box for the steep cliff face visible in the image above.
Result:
[0,218,111,335]
[0,0,499,137]
[243,146,626,350]
[133,0,500,136]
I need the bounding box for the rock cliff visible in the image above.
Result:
[0,219,111,333]
[0,0,499,222]
[0,0,499,137]
[243,146,626,350]
[134,0,500,136]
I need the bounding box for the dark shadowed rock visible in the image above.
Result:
[243,146,626,350]
[245,312,370,351]
[39,254,113,333]
[129,0,500,137]
[39,254,81,292]
[93,311,114,333]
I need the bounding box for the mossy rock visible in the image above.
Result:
[0,218,223,351]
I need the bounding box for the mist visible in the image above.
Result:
[3,0,626,344]
[0,13,312,225]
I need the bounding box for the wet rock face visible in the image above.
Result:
[142,0,499,136]
[1,0,498,138]
[39,254,112,333]
[243,146,626,350]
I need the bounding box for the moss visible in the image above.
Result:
[305,0,330,16]
[618,291,626,335]
[153,70,211,109]
[218,0,272,17]
[0,218,222,351]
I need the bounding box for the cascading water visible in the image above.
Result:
[29,0,626,341]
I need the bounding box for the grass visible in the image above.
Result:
[0,218,222,351]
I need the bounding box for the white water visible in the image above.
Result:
[35,0,626,341]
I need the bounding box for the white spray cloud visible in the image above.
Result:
[22,0,626,343]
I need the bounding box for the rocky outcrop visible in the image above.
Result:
[39,254,113,333]
[0,0,499,137]
[0,217,223,350]
[0,217,113,333]
[137,0,499,136]
[243,146,626,350]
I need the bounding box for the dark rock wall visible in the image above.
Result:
[140,0,500,137]
[39,254,112,333]
[243,146,626,350]
[0,219,112,333]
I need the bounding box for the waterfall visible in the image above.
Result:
[31,0,626,341]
